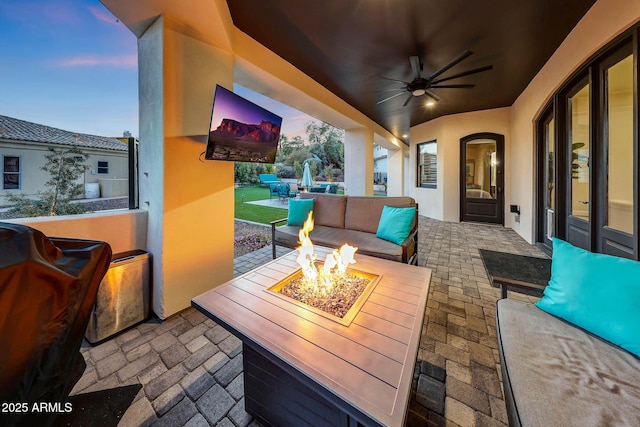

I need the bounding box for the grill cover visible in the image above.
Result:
[0,222,111,426]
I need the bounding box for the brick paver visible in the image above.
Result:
[72,216,544,426]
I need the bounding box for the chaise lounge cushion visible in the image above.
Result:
[274,225,406,262]
[497,299,640,426]
[300,192,346,228]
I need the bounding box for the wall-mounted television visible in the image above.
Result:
[205,85,282,163]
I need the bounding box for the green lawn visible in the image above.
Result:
[235,186,288,224]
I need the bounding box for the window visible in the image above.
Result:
[3,156,20,189]
[97,161,109,174]
[417,140,437,188]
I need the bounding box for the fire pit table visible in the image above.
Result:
[192,246,431,427]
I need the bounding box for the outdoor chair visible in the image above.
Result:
[277,183,291,203]
[269,183,280,200]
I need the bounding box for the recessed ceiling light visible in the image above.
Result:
[402,134,408,138]
[426,100,436,107]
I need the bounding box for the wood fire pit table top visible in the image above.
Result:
[192,246,431,427]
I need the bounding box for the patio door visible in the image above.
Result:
[536,37,637,259]
[596,46,635,257]
[536,107,556,249]
[566,78,591,250]
[460,133,504,224]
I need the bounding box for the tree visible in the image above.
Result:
[8,147,89,217]
[284,147,312,166]
[324,165,334,183]
[264,163,274,174]
[235,162,251,183]
[293,161,303,181]
[305,121,344,169]
[277,134,305,162]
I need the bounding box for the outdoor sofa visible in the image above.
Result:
[270,192,418,264]
[496,239,640,426]
[258,173,280,186]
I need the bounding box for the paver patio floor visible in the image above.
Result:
[72,216,544,426]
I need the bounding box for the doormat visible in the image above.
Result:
[479,249,551,294]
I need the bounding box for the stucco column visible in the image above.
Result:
[386,147,405,196]
[344,127,374,195]
[139,16,235,319]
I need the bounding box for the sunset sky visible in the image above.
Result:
[0,0,316,140]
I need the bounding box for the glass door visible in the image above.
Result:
[536,37,638,259]
[460,133,504,224]
[542,114,556,247]
[598,48,635,257]
[566,80,591,250]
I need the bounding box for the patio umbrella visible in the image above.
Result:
[301,162,313,188]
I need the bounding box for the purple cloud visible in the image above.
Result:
[88,5,118,25]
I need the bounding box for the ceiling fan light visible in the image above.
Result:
[412,88,426,97]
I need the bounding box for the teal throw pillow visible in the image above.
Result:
[376,205,416,245]
[287,198,315,226]
[536,238,640,357]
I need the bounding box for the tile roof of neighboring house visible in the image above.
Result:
[0,115,128,152]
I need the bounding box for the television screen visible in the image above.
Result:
[205,85,282,163]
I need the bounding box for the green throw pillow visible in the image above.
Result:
[376,205,416,245]
[287,198,315,226]
[536,238,640,357]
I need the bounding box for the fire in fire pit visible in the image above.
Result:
[267,211,381,326]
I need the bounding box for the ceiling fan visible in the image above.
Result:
[377,50,493,107]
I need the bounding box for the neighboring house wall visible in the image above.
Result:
[0,139,128,205]
[85,150,129,198]
[373,144,387,184]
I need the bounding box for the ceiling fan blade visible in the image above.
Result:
[409,56,422,79]
[425,90,441,102]
[431,65,493,84]
[426,50,473,81]
[430,84,475,89]
[376,75,410,84]
[377,91,408,104]
[374,87,408,93]
[402,94,414,107]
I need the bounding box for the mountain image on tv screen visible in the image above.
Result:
[205,85,282,163]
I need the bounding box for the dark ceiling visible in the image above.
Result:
[226,0,596,142]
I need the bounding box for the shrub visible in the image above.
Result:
[277,164,296,179]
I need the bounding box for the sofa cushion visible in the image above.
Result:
[376,206,416,245]
[287,198,314,226]
[274,225,404,262]
[536,238,640,357]
[345,196,415,234]
[497,299,640,426]
[300,193,346,228]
